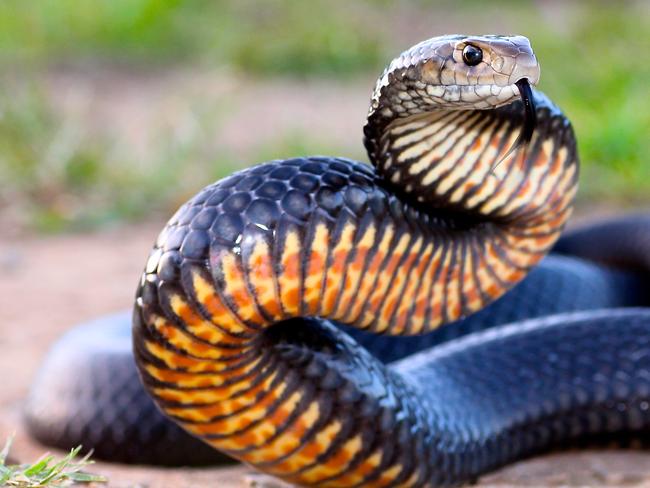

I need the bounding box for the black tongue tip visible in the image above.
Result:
[491,78,538,173]
[515,78,537,144]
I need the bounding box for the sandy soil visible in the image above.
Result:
[1,223,650,487]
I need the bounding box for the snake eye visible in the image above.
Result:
[462,44,483,66]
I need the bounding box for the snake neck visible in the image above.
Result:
[365,85,578,222]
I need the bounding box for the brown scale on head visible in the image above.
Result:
[133,34,580,487]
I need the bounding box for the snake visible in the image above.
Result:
[24,35,650,486]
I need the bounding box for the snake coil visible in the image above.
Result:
[25,34,650,487]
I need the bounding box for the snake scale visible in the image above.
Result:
[25,35,650,487]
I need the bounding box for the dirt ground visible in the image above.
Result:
[1,222,650,487]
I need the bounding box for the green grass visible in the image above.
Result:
[0,0,384,76]
[0,437,106,487]
[0,1,648,232]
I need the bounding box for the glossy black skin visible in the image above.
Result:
[24,314,233,465]
[553,213,650,272]
[25,208,650,468]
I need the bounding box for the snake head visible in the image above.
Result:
[364,35,543,170]
[371,34,540,114]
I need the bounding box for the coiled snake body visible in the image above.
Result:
[26,35,650,486]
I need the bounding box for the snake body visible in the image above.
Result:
[26,35,650,486]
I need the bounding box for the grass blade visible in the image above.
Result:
[0,437,107,486]
[0,434,14,465]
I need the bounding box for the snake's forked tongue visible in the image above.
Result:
[492,78,537,171]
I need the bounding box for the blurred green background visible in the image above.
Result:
[0,0,648,233]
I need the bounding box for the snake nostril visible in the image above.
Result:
[462,44,483,66]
